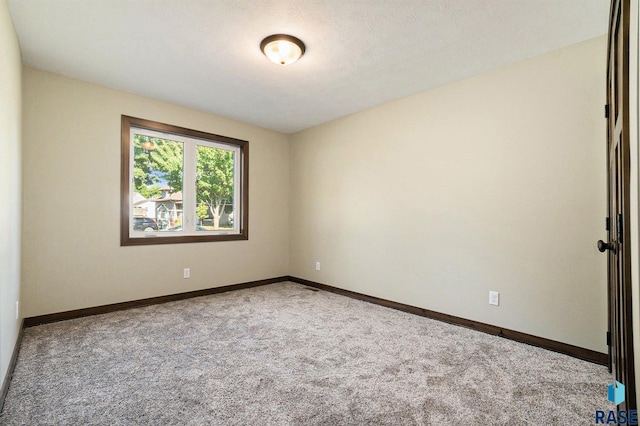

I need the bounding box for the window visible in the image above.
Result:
[121,116,248,245]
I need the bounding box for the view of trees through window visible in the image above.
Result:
[132,134,236,232]
[196,145,235,229]
[121,115,247,246]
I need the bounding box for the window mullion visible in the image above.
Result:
[234,146,241,233]
[183,141,196,233]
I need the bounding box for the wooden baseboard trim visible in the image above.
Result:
[0,319,24,414]
[288,276,608,366]
[24,276,289,327]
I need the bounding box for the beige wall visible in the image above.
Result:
[290,36,608,353]
[0,0,22,388]
[21,68,290,317]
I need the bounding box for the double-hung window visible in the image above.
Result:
[121,115,248,245]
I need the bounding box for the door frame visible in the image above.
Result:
[606,0,636,411]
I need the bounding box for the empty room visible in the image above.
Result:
[2,0,639,424]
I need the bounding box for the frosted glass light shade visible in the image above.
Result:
[260,34,305,66]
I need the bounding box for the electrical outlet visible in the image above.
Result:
[315,262,321,271]
[489,291,500,306]
[183,268,190,279]
[15,301,19,320]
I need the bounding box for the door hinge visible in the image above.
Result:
[617,214,623,243]
[607,331,611,346]
[605,104,610,118]
[606,217,610,231]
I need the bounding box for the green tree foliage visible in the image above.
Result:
[133,135,183,198]
[149,140,183,191]
[134,133,235,230]
[196,146,234,229]
[196,203,209,224]
[133,135,160,198]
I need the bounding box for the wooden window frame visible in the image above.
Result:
[120,115,249,246]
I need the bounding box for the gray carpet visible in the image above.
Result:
[1,282,612,425]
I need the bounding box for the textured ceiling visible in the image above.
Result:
[7,0,609,134]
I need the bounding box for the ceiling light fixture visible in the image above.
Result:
[260,34,306,66]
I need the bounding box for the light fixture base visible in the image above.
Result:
[260,34,306,66]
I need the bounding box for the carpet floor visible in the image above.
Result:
[1,282,612,425]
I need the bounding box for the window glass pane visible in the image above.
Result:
[195,145,235,231]
[132,134,184,232]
